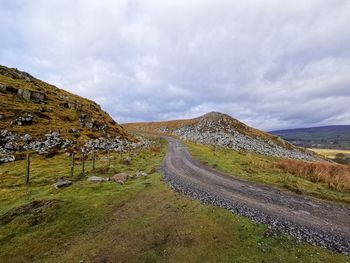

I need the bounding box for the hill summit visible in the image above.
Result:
[124,112,317,160]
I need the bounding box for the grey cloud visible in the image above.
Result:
[0,0,349,130]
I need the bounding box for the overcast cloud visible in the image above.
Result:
[1,0,350,130]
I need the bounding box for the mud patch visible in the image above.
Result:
[0,199,63,226]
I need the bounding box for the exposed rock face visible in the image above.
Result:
[155,112,317,161]
[18,88,45,103]
[0,84,45,103]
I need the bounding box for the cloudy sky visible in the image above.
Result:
[1,0,350,130]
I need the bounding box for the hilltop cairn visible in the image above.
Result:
[158,112,317,161]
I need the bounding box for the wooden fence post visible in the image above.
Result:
[107,149,111,168]
[25,152,30,184]
[92,151,96,173]
[70,153,75,177]
[82,152,85,177]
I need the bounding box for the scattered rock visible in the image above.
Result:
[22,134,32,142]
[0,153,15,163]
[135,171,148,177]
[14,113,34,126]
[0,129,151,164]
[87,176,106,183]
[158,113,318,161]
[111,173,129,184]
[53,180,72,189]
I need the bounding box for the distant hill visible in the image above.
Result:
[124,112,317,160]
[270,125,350,150]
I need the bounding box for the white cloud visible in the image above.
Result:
[0,0,349,130]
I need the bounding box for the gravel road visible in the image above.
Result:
[161,137,350,255]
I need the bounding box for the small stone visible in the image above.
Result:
[53,180,72,189]
[87,176,106,183]
[135,171,148,177]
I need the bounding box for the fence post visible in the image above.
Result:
[82,151,85,177]
[107,149,111,168]
[25,152,30,184]
[92,151,96,173]
[70,153,75,177]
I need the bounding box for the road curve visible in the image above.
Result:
[161,137,350,255]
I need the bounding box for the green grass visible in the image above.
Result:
[0,139,349,262]
[186,142,350,204]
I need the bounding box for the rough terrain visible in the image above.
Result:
[161,137,350,255]
[0,65,150,163]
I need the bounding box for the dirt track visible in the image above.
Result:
[161,137,350,255]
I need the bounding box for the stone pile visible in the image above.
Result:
[0,130,73,163]
[0,130,152,163]
[160,113,317,161]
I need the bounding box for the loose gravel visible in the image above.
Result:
[161,138,350,256]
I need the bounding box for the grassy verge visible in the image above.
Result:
[0,139,349,262]
[187,142,350,204]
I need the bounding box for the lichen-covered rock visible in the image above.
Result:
[111,173,129,184]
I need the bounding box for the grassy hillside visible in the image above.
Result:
[0,65,130,144]
[187,142,350,204]
[0,138,348,262]
[270,125,350,150]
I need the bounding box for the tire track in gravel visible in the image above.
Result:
[161,137,350,255]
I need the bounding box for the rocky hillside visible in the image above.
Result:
[0,65,135,162]
[124,112,318,160]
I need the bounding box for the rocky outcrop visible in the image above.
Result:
[0,84,45,103]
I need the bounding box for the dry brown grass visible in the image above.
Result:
[277,160,350,191]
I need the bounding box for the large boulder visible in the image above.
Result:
[111,173,129,185]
